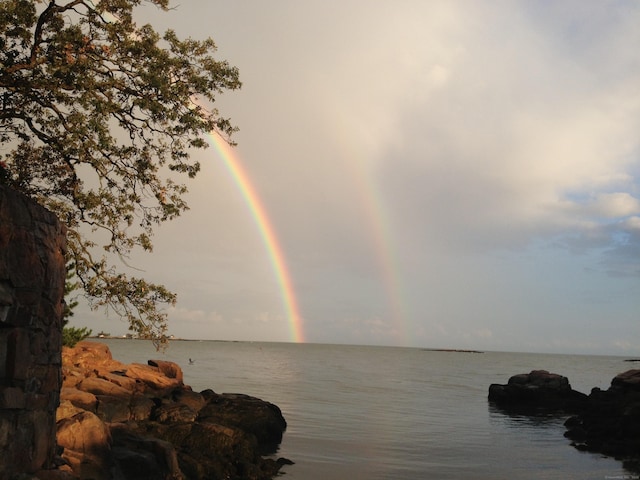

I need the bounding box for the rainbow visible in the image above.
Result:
[206,132,305,343]
[93,9,305,342]
[330,118,410,344]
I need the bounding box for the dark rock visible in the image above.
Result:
[152,402,198,424]
[488,370,587,414]
[490,368,640,473]
[109,423,182,480]
[128,395,155,422]
[198,392,288,452]
[172,389,206,412]
[611,369,640,391]
[564,370,640,469]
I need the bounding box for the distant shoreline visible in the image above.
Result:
[422,348,484,354]
[92,337,488,352]
[89,336,242,343]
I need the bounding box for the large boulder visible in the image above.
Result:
[488,370,588,414]
[198,392,288,452]
[56,411,112,480]
[564,369,640,471]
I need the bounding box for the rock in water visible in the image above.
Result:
[488,369,587,414]
[564,369,640,471]
[55,341,291,479]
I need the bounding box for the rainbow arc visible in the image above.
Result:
[207,133,304,343]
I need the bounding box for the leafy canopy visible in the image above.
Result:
[0,0,241,346]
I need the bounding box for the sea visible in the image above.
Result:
[96,339,639,480]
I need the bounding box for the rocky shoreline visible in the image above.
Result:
[489,369,640,473]
[45,341,291,479]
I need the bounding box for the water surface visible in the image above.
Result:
[99,339,635,479]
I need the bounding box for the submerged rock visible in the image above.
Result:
[48,341,291,479]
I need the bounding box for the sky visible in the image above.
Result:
[73,0,640,356]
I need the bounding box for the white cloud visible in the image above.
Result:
[561,193,640,219]
[93,1,640,353]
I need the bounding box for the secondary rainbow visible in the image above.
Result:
[206,132,305,343]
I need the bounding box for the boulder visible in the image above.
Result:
[152,402,199,424]
[172,389,206,412]
[60,387,97,412]
[78,376,132,398]
[124,362,182,394]
[611,369,640,391]
[56,399,87,422]
[564,369,640,470]
[490,368,640,473]
[488,370,587,414]
[149,359,184,384]
[198,393,288,452]
[51,342,290,479]
[108,423,182,480]
[57,411,112,480]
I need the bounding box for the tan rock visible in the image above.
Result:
[149,359,184,384]
[57,411,112,480]
[60,387,97,412]
[56,399,86,422]
[125,363,182,392]
[63,341,127,374]
[77,376,131,398]
[96,371,139,392]
[57,411,111,455]
[68,341,112,361]
[61,366,86,389]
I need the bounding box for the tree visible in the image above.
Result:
[0,0,241,347]
[62,325,92,347]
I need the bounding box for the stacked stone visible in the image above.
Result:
[0,185,67,477]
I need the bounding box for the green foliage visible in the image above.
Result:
[62,326,92,348]
[63,261,79,323]
[62,261,89,348]
[0,1,240,348]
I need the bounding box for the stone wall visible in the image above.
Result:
[0,185,66,477]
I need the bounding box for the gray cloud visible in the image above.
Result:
[70,1,640,355]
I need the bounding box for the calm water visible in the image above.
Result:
[97,339,638,479]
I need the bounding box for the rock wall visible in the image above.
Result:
[0,185,67,477]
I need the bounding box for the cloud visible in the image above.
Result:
[80,1,640,353]
[560,193,640,219]
[355,3,640,273]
